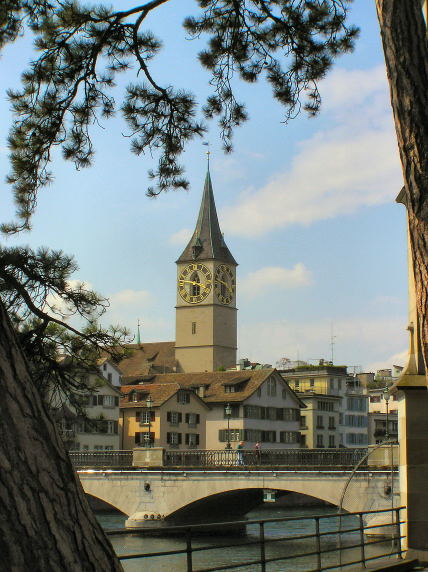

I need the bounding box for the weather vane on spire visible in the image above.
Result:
[203,141,210,169]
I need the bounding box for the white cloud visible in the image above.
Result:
[221,66,402,238]
[240,264,312,297]
[367,349,408,373]
[238,315,407,371]
[169,228,192,246]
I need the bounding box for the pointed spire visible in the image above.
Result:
[177,170,237,265]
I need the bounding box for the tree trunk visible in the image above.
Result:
[0,300,123,571]
[375,0,428,371]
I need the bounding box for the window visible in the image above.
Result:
[140,410,155,424]
[167,432,182,447]
[370,396,381,403]
[261,430,276,443]
[257,388,262,398]
[177,391,190,404]
[316,415,324,429]
[224,385,236,393]
[309,378,315,388]
[219,429,243,442]
[244,405,261,419]
[107,372,112,383]
[284,408,300,421]
[317,401,334,412]
[346,433,368,445]
[328,435,335,448]
[191,322,196,334]
[279,431,300,444]
[190,272,200,296]
[185,413,200,426]
[103,395,116,407]
[103,364,107,371]
[185,433,200,448]
[167,411,182,425]
[282,388,287,399]
[267,378,277,397]
[328,416,335,429]
[347,397,367,412]
[300,415,307,429]
[317,434,324,448]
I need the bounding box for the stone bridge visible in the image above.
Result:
[78,468,399,528]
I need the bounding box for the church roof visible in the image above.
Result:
[117,342,176,376]
[177,170,237,265]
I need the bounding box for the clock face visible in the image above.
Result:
[214,264,235,305]
[178,263,212,304]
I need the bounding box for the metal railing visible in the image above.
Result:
[164,448,369,468]
[69,450,133,468]
[107,506,406,572]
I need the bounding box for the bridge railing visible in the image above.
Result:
[164,448,369,467]
[106,506,407,572]
[69,450,133,468]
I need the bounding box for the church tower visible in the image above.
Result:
[175,169,237,373]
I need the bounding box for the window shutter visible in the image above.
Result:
[178,433,182,445]
[167,432,171,444]
[185,434,189,445]
[196,434,200,445]
[135,432,140,444]
[196,414,200,424]
[150,411,155,422]
[98,395,104,406]
[136,411,141,421]
[219,429,225,442]
[114,397,119,407]
[185,413,189,423]
[167,412,171,422]
[178,413,182,423]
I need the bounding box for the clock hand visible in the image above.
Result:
[180,279,210,289]
[215,279,233,293]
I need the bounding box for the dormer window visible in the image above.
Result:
[224,385,236,393]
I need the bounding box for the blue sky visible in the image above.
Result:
[0,1,409,371]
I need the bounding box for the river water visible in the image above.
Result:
[97,505,400,571]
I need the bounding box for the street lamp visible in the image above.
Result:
[383,386,390,441]
[225,403,232,449]
[146,395,154,448]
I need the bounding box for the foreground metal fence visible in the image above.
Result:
[107,506,405,572]
[69,450,133,468]
[164,448,369,468]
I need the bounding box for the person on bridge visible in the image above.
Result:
[254,441,261,464]
[236,441,245,465]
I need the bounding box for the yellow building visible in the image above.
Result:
[120,383,209,450]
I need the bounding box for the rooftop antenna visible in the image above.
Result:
[330,322,336,364]
[137,319,141,345]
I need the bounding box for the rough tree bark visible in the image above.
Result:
[376,0,428,371]
[0,299,123,571]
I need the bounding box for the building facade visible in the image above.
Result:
[120,383,209,450]
[281,364,369,448]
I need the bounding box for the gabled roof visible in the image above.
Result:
[176,170,237,265]
[120,369,304,407]
[120,383,209,409]
[117,342,176,377]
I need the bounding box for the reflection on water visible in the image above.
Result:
[98,505,400,572]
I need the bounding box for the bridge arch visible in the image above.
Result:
[78,470,396,528]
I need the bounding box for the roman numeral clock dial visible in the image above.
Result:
[178,263,212,304]
[214,264,235,305]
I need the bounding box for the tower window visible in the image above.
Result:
[190,272,200,296]
[191,322,196,335]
